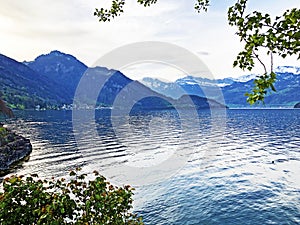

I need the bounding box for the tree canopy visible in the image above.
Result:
[94,0,300,104]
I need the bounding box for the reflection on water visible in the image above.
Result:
[1,109,300,224]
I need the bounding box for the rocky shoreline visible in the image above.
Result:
[0,126,32,171]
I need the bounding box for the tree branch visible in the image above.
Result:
[271,52,274,72]
[252,50,267,74]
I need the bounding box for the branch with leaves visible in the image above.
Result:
[228,0,300,104]
[94,0,300,104]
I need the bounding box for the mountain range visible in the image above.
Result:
[0,51,226,110]
[0,50,298,110]
[141,66,300,108]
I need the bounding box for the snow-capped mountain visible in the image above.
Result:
[141,76,235,98]
[232,74,258,82]
[141,74,258,92]
[141,77,186,99]
[141,76,236,99]
[275,66,300,75]
[175,76,234,87]
[141,66,300,107]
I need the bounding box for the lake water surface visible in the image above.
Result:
[2,109,300,224]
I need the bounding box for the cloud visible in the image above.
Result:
[0,0,299,78]
[121,62,187,82]
[197,51,210,56]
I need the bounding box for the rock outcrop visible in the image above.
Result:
[0,127,32,171]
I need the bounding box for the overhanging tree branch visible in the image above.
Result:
[94,0,300,105]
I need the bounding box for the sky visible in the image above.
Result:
[0,0,299,81]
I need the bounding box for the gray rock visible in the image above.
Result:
[0,128,32,171]
[294,102,300,108]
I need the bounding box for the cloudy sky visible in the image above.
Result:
[0,0,299,80]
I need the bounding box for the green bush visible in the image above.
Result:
[0,168,143,225]
[0,127,8,136]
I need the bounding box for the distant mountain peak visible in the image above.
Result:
[275,66,300,75]
[25,50,88,69]
[49,50,65,56]
[23,51,89,102]
[33,50,83,64]
[176,76,199,85]
[232,74,258,83]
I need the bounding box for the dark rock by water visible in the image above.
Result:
[0,126,32,171]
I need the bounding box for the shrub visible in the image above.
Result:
[0,168,143,225]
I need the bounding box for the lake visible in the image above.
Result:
[1,109,300,224]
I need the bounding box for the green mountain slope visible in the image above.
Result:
[0,54,69,109]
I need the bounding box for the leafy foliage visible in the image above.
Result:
[228,0,300,104]
[195,0,210,13]
[244,72,277,104]
[94,0,126,22]
[94,0,210,21]
[94,0,300,105]
[0,169,143,225]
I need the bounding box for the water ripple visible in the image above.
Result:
[1,109,299,224]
